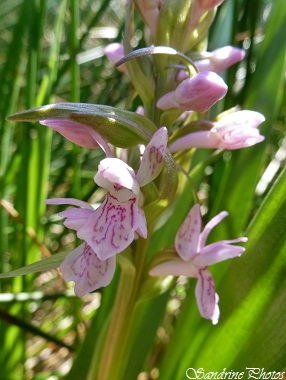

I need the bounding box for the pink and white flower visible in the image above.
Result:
[169,110,265,152]
[46,127,168,296]
[150,204,247,324]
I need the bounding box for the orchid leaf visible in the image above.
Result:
[7,103,158,148]
[0,251,68,278]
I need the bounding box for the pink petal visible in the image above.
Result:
[174,72,228,112]
[175,204,201,260]
[94,158,139,201]
[156,91,178,110]
[60,243,116,297]
[198,211,228,250]
[194,239,246,267]
[104,43,128,75]
[77,193,147,260]
[216,110,265,131]
[135,206,148,239]
[149,258,198,277]
[59,207,94,231]
[210,46,245,72]
[169,130,220,152]
[195,268,220,324]
[195,46,245,73]
[40,119,99,149]
[45,197,93,209]
[136,127,168,187]
[212,110,265,149]
[137,0,160,36]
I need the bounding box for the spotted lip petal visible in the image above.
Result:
[60,243,116,297]
[77,192,147,260]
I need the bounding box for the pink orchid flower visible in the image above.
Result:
[157,71,228,113]
[169,110,265,152]
[46,127,168,296]
[150,204,247,324]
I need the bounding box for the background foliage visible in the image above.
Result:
[0,0,285,379]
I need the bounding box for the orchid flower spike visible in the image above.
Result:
[45,127,168,296]
[150,204,247,324]
[169,110,265,152]
[157,72,228,113]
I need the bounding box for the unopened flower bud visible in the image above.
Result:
[157,71,228,113]
[198,0,225,11]
[196,46,246,72]
[104,43,128,75]
[190,0,224,30]
[137,0,161,36]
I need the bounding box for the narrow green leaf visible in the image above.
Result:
[7,103,158,147]
[0,251,68,278]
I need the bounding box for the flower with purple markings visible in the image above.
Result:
[46,127,168,296]
[150,204,247,324]
[169,110,265,152]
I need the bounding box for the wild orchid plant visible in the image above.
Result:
[4,0,266,378]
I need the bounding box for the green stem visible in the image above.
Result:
[116,237,151,380]
[97,236,151,380]
[97,252,136,380]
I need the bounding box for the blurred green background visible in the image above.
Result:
[0,1,285,379]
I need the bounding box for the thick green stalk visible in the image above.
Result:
[96,252,137,380]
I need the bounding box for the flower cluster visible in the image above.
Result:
[8,0,266,324]
[45,127,168,297]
